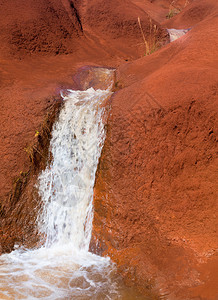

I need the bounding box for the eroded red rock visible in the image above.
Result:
[91,0,218,298]
[0,0,164,253]
[0,0,217,299]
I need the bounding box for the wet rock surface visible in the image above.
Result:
[0,0,163,253]
[0,0,217,299]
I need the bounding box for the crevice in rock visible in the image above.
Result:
[0,98,62,253]
[69,0,83,32]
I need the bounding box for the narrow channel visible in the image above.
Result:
[0,69,120,299]
[0,68,150,300]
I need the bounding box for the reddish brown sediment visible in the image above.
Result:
[0,0,217,298]
[91,0,218,299]
[0,0,166,252]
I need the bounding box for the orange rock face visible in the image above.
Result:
[0,0,217,299]
[0,0,165,252]
[90,0,218,298]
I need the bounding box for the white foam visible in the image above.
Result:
[167,28,190,42]
[38,87,111,249]
[0,77,119,299]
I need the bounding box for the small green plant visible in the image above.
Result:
[166,7,180,19]
[166,0,189,19]
[166,9,175,19]
[35,130,39,137]
[114,81,119,88]
[113,80,123,92]
[19,171,28,176]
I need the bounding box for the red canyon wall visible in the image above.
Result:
[0,0,166,253]
[0,0,217,299]
[91,0,218,299]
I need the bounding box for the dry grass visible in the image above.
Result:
[166,1,181,19]
[166,0,190,19]
[137,17,159,56]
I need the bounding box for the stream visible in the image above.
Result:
[0,69,147,300]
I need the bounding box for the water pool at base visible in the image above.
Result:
[0,70,152,300]
[0,244,149,299]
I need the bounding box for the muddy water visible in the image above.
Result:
[0,246,147,299]
[0,69,149,299]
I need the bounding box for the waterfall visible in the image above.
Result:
[167,28,190,42]
[38,87,111,250]
[0,69,124,299]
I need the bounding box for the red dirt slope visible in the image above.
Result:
[0,0,167,252]
[0,0,83,57]
[91,0,218,299]
[0,0,217,298]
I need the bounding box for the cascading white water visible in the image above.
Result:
[0,71,126,300]
[38,87,110,250]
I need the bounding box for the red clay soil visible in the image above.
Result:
[0,0,167,252]
[90,0,218,299]
[0,0,217,299]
